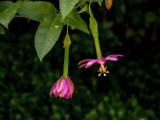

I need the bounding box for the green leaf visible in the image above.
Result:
[78,5,88,14]
[35,15,63,61]
[17,1,56,22]
[79,2,93,15]
[60,0,79,19]
[64,9,89,34]
[0,1,14,13]
[0,1,21,28]
[80,3,89,14]
[17,1,59,60]
[96,0,103,6]
[0,25,5,34]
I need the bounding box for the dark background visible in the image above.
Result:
[0,0,160,119]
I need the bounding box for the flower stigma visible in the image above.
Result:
[98,64,109,76]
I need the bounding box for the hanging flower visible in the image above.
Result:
[105,0,113,10]
[78,54,124,76]
[50,76,74,99]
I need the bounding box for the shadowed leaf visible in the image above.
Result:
[0,1,21,28]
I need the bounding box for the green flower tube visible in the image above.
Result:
[63,25,71,76]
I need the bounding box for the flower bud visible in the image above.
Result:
[105,0,113,10]
[63,33,71,47]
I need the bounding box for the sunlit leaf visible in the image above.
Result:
[60,0,79,19]
[35,15,63,61]
[78,6,88,14]
[64,9,89,34]
[17,1,56,22]
[17,1,61,60]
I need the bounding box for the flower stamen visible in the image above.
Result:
[98,64,109,76]
[59,94,64,97]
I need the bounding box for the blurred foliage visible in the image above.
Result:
[0,0,160,120]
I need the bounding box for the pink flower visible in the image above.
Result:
[50,76,74,99]
[78,54,124,76]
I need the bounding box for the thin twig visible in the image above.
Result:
[75,0,88,9]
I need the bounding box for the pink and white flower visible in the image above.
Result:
[78,54,124,76]
[50,76,74,99]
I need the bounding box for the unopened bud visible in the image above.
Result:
[63,33,71,47]
[105,0,113,10]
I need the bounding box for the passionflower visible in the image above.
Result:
[50,76,74,99]
[78,54,124,76]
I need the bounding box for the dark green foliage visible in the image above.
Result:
[0,0,159,119]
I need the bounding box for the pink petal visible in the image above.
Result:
[79,60,97,68]
[63,77,74,99]
[96,57,106,64]
[50,80,58,95]
[105,54,124,61]
[64,89,71,99]
[106,57,119,61]
[60,84,69,96]
[79,64,87,68]
[64,93,72,99]
[85,60,97,68]
[57,77,67,92]
[107,54,124,58]
[78,59,95,65]
[67,77,74,94]
[54,91,60,97]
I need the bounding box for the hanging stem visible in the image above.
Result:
[93,36,102,58]
[89,0,92,16]
[89,0,102,58]
[63,25,71,76]
[63,45,70,76]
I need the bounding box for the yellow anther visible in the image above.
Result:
[59,94,64,97]
[98,64,109,76]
